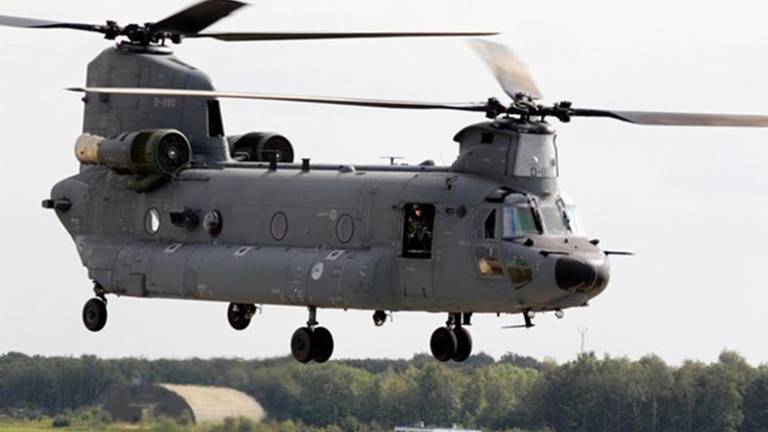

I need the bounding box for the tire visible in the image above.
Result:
[290,327,314,363]
[227,303,252,331]
[82,298,107,332]
[312,327,334,363]
[430,327,457,362]
[452,326,473,362]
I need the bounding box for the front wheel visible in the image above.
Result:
[452,326,473,362]
[430,327,457,362]
[291,327,314,363]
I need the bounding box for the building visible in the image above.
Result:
[101,383,264,425]
[395,427,482,432]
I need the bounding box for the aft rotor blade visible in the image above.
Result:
[191,31,498,42]
[470,39,542,100]
[68,87,489,113]
[0,14,105,33]
[573,108,768,127]
[150,0,247,35]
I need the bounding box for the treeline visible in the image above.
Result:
[0,350,767,432]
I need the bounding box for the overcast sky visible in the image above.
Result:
[1,0,767,365]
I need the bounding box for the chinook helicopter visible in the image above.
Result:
[5,1,768,364]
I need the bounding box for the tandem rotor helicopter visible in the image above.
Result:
[3,0,768,364]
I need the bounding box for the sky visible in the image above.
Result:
[1,0,768,365]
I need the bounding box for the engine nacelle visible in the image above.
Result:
[76,129,192,177]
[228,132,294,163]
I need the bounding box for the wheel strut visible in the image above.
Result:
[307,306,318,328]
[93,282,107,304]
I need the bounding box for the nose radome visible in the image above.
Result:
[555,257,597,291]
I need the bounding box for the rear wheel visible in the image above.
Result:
[82,298,107,332]
[227,303,255,330]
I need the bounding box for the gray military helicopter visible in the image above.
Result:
[5,0,768,364]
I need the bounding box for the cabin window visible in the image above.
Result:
[145,208,161,235]
[271,211,288,241]
[207,100,224,137]
[401,203,435,259]
[336,213,355,243]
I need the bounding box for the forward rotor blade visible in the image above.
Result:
[470,40,542,100]
[150,0,247,35]
[0,14,104,33]
[68,87,489,113]
[191,31,498,42]
[573,108,768,127]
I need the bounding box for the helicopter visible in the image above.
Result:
[4,0,768,364]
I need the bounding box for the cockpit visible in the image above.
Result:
[474,190,607,295]
[501,193,585,238]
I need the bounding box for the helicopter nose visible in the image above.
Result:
[555,257,599,291]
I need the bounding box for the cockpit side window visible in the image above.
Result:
[484,210,497,239]
[401,203,435,259]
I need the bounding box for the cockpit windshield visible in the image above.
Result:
[501,193,587,238]
[502,194,540,238]
[540,198,587,236]
[540,203,569,235]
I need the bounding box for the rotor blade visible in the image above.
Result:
[0,14,104,33]
[470,39,542,100]
[68,87,489,113]
[150,0,247,35]
[191,31,498,42]
[573,108,768,127]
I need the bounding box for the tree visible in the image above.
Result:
[741,368,768,432]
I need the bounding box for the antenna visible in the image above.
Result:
[380,156,404,166]
[577,326,588,354]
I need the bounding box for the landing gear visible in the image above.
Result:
[227,303,257,330]
[372,310,387,327]
[82,283,108,332]
[290,306,334,363]
[430,327,457,362]
[82,297,107,332]
[430,312,473,362]
[452,326,473,362]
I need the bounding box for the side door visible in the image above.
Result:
[398,203,436,297]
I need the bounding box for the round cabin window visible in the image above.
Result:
[203,210,223,237]
[145,208,161,235]
[336,213,354,243]
[271,211,288,241]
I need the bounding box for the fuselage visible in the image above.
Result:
[50,162,609,315]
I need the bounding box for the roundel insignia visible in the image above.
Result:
[311,262,325,280]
